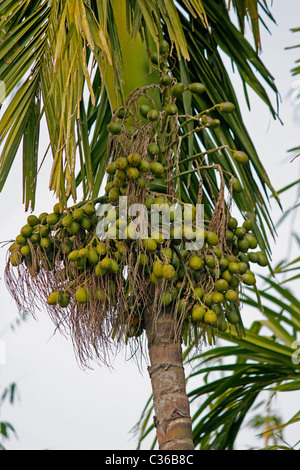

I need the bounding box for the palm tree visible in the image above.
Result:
[0,0,281,450]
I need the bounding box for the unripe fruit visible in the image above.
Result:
[145,195,155,210]
[242,272,256,285]
[219,258,229,271]
[143,238,157,252]
[215,279,228,293]
[165,103,178,115]
[95,264,107,276]
[53,203,62,215]
[40,237,51,250]
[107,122,122,134]
[21,224,34,237]
[139,253,149,266]
[189,255,204,270]
[193,287,204,299]
[152,231,165,245]
[148,142,160,156]
[83,204,95,216]
[96,289,106,302]
[228,262,239,274]
[257,252,268,267]
[126,167,139,180]
[208,119,220,129]
[30,233,40,245]
[75,287,88,304]
[100,257,112,271]
[67,221,80,235]
[39,212,48,225]
[59,293,70,308]
[160,247,173,261]
[212,292,224,304]
[115,157,128,170]
[226,230,235,242]
[153,261,163,278]
[162,264,176,280]
[237,237,250,253]
[192,305,206,322]
[96,243,107,257]
[147,109,159,121]
[160,39,170,55]
[73,208,85,221]
[161,291,173,306]
[204,293,214,307]
[151,272,163,286]
[16,234,27,246]
[233,178,243,193]
[110,259,119,273]
[139,104,152,118]
[183,205,196,223]
[177,299,188,315]
[228,217,238,230]
[27,215,40,227]
[237,262,248,274]
[47,291,62,305]
[10,252,23,266]
[150,162,164,176]
[106,162,117,175]
[108,187,120,202]
[205,255,216,269]
[222,270,233,283]
[246,233,258,249]
[235,227,247,239]
[150,52,161,64]
[87,250,99,266]
[62,215,73,227]
[127,153,142,167]
[226,310,239,324]
[9,243,20,253]
[46,213,59,226]
[225,289,238,302]
[188,82,206,94]
[206,231,219,246]
[219,102,235,113]
[233,151,249,164]
[171,82,185,97]
[204,310,217,325]
[243,218,253,232]
[160,73,172,86]
[138,160,150,173]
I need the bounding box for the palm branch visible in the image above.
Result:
[0,1,280,258]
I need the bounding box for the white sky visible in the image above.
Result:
[1,0,300,450]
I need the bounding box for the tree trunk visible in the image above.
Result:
[144,307,194,451]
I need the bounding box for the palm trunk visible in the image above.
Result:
[144,307,194,450]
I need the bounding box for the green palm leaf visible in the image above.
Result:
[0,0,279,217]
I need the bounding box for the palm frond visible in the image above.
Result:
[0,0,280,224]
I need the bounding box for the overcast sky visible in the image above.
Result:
[1,1,300,450]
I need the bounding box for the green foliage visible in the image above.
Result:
[0,0,279,229]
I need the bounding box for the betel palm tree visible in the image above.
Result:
[0,0,281,450]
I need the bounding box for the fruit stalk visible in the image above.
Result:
[144,306,194,451]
